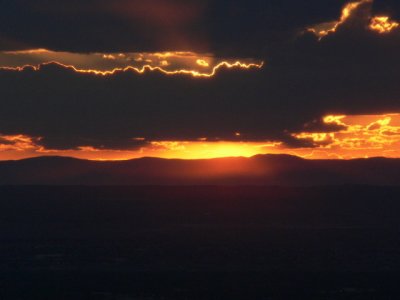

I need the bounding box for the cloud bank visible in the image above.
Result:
[0,0,399,159]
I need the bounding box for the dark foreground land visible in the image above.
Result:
[1,185,400,299]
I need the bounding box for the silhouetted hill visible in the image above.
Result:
[0,154,399,185]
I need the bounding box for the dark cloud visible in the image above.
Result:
[373,0,400,17]
[1,0,398,56]
[0,0,400,150]
[0,0,351,55]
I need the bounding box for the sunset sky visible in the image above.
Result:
[1,0,400,161]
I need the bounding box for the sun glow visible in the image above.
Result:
[148,141,281,160]
[0,49,264,78]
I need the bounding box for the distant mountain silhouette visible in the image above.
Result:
[0,154,399,185]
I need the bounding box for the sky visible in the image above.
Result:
[0,0,400,160]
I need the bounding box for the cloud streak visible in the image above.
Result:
[0,49,263,78]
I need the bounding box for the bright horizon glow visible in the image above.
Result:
[1,114,400,161]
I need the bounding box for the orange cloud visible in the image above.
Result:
[307,0,399,39]
[292,114,400,159]
[0,134,39,151]
[369,16,399,33]
[0,134,43,160]
[0,49,264,78]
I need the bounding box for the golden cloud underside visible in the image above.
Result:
[0,49,264,78]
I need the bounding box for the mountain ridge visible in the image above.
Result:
[0,154,399,186]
